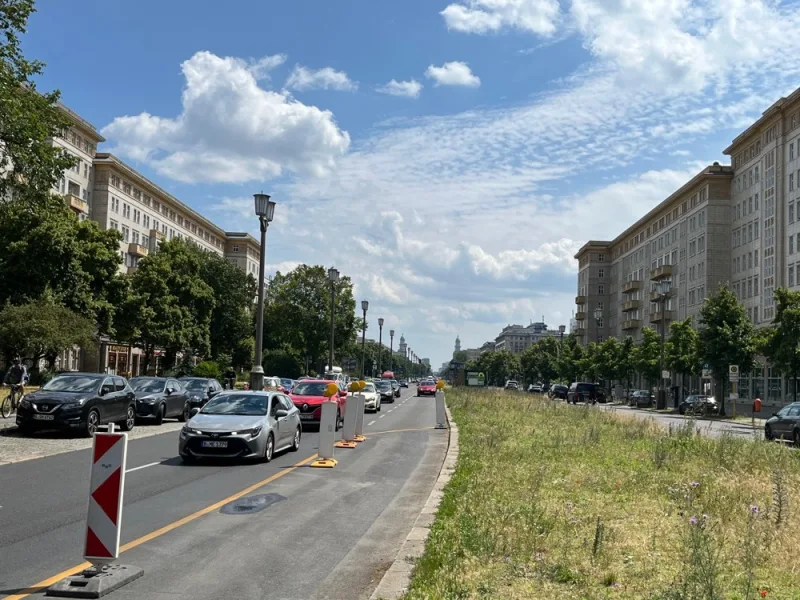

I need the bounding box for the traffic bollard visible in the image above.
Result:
[354,393,366,442]
[435,389,447,429]
[310,401,338,467]
[334,394,358,449]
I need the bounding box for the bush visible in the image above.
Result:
[193,361,221,379]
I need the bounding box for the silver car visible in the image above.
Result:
[178,391,301,463]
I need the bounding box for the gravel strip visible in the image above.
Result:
[0,421,184,465]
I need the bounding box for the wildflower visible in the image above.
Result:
[702,514,709,520]
[690,481,700,488]
[750,505,760,515]
[760,589,768,598]
[689,516,698,526]
[566,501,574,510]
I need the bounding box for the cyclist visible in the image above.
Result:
[3,357,29,409]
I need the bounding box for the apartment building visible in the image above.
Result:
[494,322,560,354]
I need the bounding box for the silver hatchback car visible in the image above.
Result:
[179,391,301,463]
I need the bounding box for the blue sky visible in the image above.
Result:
[23,0,800,368]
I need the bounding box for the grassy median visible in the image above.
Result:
[404,389,800,600]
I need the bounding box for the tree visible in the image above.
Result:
[116,239,215,373]
[263,348,303,380]
[558,334,584,383]
[699,285,756,416]
[479,350,520,386]
[262,265,357,373]
[0,298,96,368]
[665,317,701,403]
[0,198,122,332]
[633,328,661,388]
[452,350,468,364]
[595,337,621,385]
[579,342,599,381]
[0,0,76,205]
[763,288,800,403]
[617,337,636,397]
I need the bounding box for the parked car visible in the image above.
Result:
[504,380,520,391]
[288,379,347,430]
[129,376,189,424]
[179,377,224,418]
[264,376,284,392]
[362,382,381,412]
[765,403,800,443]
[630,390,654,408]
[179,391,301,463]
[376,380,395,404]
[548,384,568,400]
[417,380,437,396]
[390,380,401,397]
[678,394,717,415]
[16,373,136,437]
[399,380,409,388]
[567,382,606,404]
[280,378,296,394]
[528,382,544,393]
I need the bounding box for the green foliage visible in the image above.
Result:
[595,337,622,383]
[520,337,560,384]
[617,336,636,389]
[0,199,123,332]
[262,348,303,379]
[0,298,96,366]
[579,341,599,381]
[231,337,254,370]
[193,361,221,379]
[558,334,584,383]
[0,0,76,204]
[452,350,468,363]
[634,327,662,386]
[666,317,702,381]
[763,288,800,402]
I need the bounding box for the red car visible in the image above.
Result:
[417,380,437,396]
[289,379,346,430]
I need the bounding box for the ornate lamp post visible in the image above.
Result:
[377,318,384,375]
[360,300,369,379]
[250,192,276,392]
[327,267,339,373]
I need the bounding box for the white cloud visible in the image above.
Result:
[101,51,350,184]
[376,79,423,98]
[441,0,560,36]
[285,65,358,92]
[425,61,481,87]
[247,54,287,79]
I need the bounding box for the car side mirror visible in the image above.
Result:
[190,407,200,418]
[275,409,289,418]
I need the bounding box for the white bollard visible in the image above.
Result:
[354,393,366,442]
[435,389,447,429]
[335,395,358,448]
[311,401,338,467]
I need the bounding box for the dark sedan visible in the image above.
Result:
[130,377,189,424]
[376,380,395,404]
[765,403,800,443]
[548,384,568,400]
[630,390,654,408]
[678,394,717,415]
[16,373,136,437]
[179,377,224,418]
[390,380,401,397]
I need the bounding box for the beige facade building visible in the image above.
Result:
[494,322,560,354]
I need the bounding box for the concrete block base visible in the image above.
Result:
[47,565,143,598]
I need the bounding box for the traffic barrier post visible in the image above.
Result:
[353,393,366,442]
[334,395,358,449]
[311,384,340,468]
[47,423,144,597]
[435,388,447,430]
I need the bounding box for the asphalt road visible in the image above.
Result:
[0,385,447,600]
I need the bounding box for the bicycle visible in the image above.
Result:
[1,383,24,419]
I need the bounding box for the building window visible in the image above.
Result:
[754,250,759,267]
[123,203,130,219]
[598,268,604,278]
[142,235,149,248]
[121,225,130,242]
[791,236,795,255]
[792,144,795,161]
[232,245,240,253]
[598,285,604,295]
[791,202,795,223]
[790,265,795,287]
[597,254,605,262]
[109,220,119,231]
[132,230,139,245]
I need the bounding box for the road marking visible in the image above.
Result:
[367,420,376,426]
[379,415,386,419]
[6,453,319,600]
[126,461,161,473]
[388,409,394,413]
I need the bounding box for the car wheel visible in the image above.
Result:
[793,429,800,447]
[377,400,381,412]
[290,426,301,452]
[154,403,165,426]
[178,404,189,422]
[84,409,100,438]
[263,433,275,463]
[119,405,136,432]
[764,424,773,441]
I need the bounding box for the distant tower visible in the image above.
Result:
[398,334,407,357]
[455,335,461,353]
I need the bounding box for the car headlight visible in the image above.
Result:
[20,398,32,409]
[139,395,158,404]
[236,426,262,438]
[182,425,200,435]
[188,394,203,402]
[61,398,88,410]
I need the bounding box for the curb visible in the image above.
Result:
[370,402,459,600]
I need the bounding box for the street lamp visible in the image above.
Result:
[377,318,384,375]
[558,324,566,358]
[654,279,673,409]
[250,192,276,392]
[327,267,339,374]
[389,329,395,374]
[360,300,369,379]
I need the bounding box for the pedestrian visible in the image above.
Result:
[224,366,236,390]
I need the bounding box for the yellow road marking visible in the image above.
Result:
[6,453,318,600]
[369,427,436,435]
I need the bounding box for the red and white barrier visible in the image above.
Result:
[84,425,128,564]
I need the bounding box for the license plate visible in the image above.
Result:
[201,440,228,448]
[300,414,315,420]
[33,414,54,421]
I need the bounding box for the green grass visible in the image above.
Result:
[403,388,800,600]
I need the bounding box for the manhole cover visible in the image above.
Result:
[220,493,286,515]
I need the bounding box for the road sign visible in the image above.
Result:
[702,368,712,378]
[729,365,740,382]
[85,430,128,563]
[729,392,739,401]
[661,370,670,380]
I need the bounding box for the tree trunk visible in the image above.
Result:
[718,377,726,416]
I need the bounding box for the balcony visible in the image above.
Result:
[621,319,642,330]
[126,266,138,275]
[650,265,674,281]
[622,299,641,312]
[650,287,677,301]
[150,229,164,241]
[575,295,586,306]
[622,279,642,293]
[64,193,88,214]
[573,327,586,336]
[128,243,149,258]
[575,311,587,321]
[650,310,676,324]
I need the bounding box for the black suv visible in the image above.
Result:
[548,384,568,400]
[567,382,606,404]
[179,377,224,417]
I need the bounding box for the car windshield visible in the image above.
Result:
[181,379,208,392]
[364,383,376,392]
[42,375,102,393]
[201,393,268,416]
[281,379,293,386]
[376,382,392,391]
[130,378,165,393]
[292,382,329,396]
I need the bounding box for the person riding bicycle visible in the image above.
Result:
[3,357,29,405]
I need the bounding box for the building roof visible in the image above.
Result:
[224,231,260,247]
[723,87,800,155]
[57,102,105,143]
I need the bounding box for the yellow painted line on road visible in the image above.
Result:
[6,453,319,600]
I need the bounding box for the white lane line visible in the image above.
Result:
[367,420,376,426]
[379,415,386,419]
[388,409,394,413]
[126,461,161,473]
